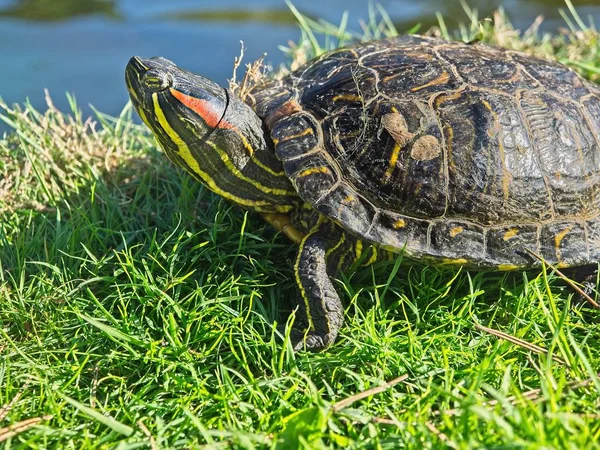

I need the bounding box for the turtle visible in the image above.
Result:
[125,34,600,351]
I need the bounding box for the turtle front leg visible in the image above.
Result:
[291,227,345,351]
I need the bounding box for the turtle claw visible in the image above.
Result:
[276,325,336,352]
[291,330,337,352]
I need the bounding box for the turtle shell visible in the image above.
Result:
[251,35,600,269]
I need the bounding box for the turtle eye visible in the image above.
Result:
[142,69,172,92]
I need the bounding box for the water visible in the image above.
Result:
[1,0,600,121]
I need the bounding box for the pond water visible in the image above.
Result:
[1,0,600,123]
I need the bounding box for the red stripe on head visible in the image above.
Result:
[170,88,232,129]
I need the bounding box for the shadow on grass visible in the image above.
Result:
[0,98,300,378]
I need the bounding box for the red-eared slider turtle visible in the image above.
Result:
[125,35,600,350]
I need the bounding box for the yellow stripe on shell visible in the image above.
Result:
[297,166,332,178]
[498,263,520,271]
[410,71,450,92]
[393,218,406,229]
[278,127,314,143]
[384,142,401,180]
[332,94,362,102]
[441,258,468,265]
[503,228,519,241]
[449,226,464,238]
[554,225,573,262]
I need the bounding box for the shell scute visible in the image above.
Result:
[437,44,540,91]
[540,222,588,267]
[510,52,591,100]
[316,186,376,237]
[370,211,430,255]
[271,112,321,161]
[430,220,485,262]
[298,63,379,118]
[485,225,539,267]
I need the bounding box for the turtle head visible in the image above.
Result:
[125,56,298,213]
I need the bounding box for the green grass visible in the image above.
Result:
[2,3,600,448]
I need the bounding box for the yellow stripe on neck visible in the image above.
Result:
[204,139,296,197]
[152,93,289,211]
[237,133,286,177]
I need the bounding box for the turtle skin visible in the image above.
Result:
[245,35,600,349]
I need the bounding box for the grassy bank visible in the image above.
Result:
[1,3,600,448]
